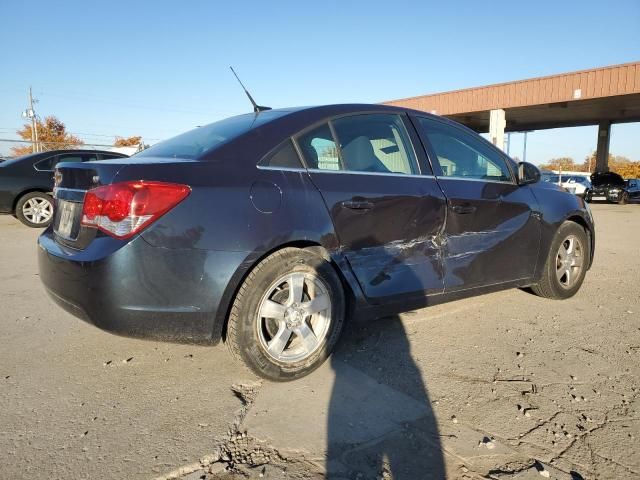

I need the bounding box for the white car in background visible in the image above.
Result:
[561,175,591,197]
[542,174,591,197]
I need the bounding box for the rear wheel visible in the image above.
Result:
[531,222,589,300]
[225,247,346,381]
[15,192,54,228]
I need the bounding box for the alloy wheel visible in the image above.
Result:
[22,196,53,225]
[256,271,332,363]
[555,234,584,289]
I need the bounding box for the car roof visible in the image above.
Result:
[196,103,448,163]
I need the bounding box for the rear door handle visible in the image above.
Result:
[451,203,476,214]
[341,200,374,210]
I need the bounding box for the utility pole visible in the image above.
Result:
[23,87,39,153]
[29,87,39,153]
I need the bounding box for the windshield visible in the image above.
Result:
[136,110,290,160]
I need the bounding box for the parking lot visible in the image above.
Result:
[1,203,638,480]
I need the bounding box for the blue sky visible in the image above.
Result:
[1,0,639,163]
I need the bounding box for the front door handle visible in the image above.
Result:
[341,200,374,210]
[451,203,476,214]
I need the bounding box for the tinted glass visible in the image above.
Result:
[34,155,60,171]
[332,114,418,175]
[37,153,87,170]
[297,123,341,171]
[137,110,290,160]
[81,153,99,162]
[418,118,512,181]
[259,140,303,169]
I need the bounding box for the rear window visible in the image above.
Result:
[137,110,290,160]
[259,140,303,169]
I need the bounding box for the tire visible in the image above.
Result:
[531,222,590,300]
[226,247,346,381]
[618,193,628,205]
[15,192,54,228]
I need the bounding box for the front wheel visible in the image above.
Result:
[225,247,346,381]
[15,192,54,228]
[531,222,590,300]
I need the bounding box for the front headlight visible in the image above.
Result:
[610,188,620,193]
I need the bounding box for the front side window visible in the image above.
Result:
[417,117,512,182]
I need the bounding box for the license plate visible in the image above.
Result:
[56,200,78,239]
[591,196,606,200]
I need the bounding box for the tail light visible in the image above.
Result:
[81,181,191,239]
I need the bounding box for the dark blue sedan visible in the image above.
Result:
[38,104,595,380]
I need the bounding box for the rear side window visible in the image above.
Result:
[297,124,341,171]
[34,155,60,171]
[259,140,303,169]
[296,114,419,175]
[417,117,512,182]
[35,153,87,171]
[332,114,418,175]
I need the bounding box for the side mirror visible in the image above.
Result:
[518,162,541,185]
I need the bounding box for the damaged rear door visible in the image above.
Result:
[295,113,447,302]
[413,115,540,291]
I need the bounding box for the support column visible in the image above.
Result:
[595,121,611,173]
[489,109,506,151]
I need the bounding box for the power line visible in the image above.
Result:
[0,127,162,142]
[36,90,218,116]
[0,138,126,149]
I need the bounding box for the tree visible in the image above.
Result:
[581,152,640,178]
[538,157,582,172]
[11,116,83,156]
[113,136,142,147]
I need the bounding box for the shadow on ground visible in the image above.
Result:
[326,316,445,479]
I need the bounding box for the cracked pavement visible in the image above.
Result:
[1,203,639,479]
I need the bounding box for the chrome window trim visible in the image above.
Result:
[256,165,306,173]
[435,176,515,185]
[306,168,435,179]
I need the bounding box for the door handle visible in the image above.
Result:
[341,200,374,210]
[451,203,476,214]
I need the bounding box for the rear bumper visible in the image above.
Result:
[38,230,249,344]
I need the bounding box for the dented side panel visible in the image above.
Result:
[307,172,447,303]
[436,179,541,291]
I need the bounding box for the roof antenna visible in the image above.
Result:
[229,66,271,113]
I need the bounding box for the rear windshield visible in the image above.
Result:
[136,110,290,160]
[0,154,36,167]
